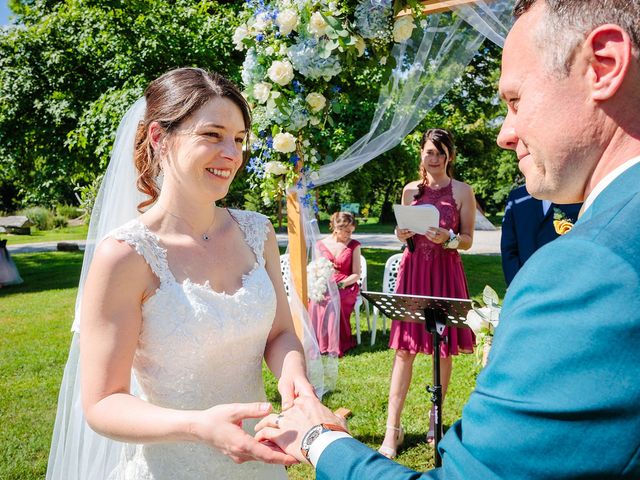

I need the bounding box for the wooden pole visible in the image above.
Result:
[421,0,485,14]
[286,190,308,341]
[397,0,487,17]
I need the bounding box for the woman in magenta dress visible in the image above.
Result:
[310,212,361,357]
[379,129,476,459]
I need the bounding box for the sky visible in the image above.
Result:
[1,1,12,26]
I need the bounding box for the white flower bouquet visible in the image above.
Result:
[307,256,336,303]
[466,285,501,367]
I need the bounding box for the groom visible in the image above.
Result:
[255,0,640,478]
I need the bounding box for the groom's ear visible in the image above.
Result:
[585,24,633,101]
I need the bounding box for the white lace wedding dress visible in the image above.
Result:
[105,209,287,479]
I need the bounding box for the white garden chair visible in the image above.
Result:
[280,253,292,298]
[371,253,403,345]
[354,254,370,345]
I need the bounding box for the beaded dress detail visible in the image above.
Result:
[106,209,286,479]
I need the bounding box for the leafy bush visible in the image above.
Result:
[19,207,54,231]
[55,204,82,219]
[53,215,68,229]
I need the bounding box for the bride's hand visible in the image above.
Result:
[191,402,299,465]
[278,374,316,410]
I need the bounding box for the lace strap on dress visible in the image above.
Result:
[228,209,270,267]
[108,219,172,283]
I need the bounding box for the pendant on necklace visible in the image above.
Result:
[202,233,209,241]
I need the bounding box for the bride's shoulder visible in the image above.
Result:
[228,208,271,228]
[92,235,154,282]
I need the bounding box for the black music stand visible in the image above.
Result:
[361,290,472,468]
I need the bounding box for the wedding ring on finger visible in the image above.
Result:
[274,413,284,428]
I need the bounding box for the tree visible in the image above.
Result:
[0,0,244,211]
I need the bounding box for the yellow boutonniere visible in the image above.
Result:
[553,208,575,235]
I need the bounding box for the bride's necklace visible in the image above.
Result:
[157,204,216,241]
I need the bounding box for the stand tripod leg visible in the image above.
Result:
[425,309,444,467]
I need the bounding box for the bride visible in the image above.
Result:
[46,67,314,479]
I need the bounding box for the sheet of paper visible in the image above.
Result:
[393,204,440,235]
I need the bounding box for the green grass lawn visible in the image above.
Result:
[1,225,89,245]
[0,249,505,479]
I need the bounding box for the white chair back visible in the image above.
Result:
[280,253,291,297]
[382,253,403,294]
[371,253,403,345]
[354,254,370,345]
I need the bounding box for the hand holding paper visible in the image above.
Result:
[393,204,440,235]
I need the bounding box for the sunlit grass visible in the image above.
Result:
[0,249,504,479]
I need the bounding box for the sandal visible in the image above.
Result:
[378,424,405,459]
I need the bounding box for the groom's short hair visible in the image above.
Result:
[513,0,640,76]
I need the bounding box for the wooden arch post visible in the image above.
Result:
[286,188,307,341]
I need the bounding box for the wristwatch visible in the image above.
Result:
[443,229,460,249]
[300,423,349,461]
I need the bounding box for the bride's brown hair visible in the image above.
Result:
[134,68,251,211]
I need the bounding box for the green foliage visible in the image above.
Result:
[55,203,81,219]
[0,0,245,211]
[18,206,54,230]
[52,215,67,229]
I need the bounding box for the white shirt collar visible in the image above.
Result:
[581,155,640,215]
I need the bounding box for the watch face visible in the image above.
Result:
[306,429,321,445]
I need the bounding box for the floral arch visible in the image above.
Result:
[235,0,514,394]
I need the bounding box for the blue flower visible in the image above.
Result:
[331,85,341,93]
[290,155,300,166]
[256,33,265,42]
[292,80,304,93]
[266,136,273,148]
[307,181,316,189]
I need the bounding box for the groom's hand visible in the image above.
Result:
[254,396,348,463]
[192,402,299,466]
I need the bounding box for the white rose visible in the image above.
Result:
[308,12,328,37]
[264,160,289,176]
[233,25,249,51]
[265,46,275,55]
[252,82,272,104]
[354,35,366,57]
[273,132,297,153]
[253,12,271,32]
[267,60,294,86]
[276,9,298,36]
[305,92,326,113]
[309,116,321,126]
[393,15,415,43]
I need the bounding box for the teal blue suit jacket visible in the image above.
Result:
[317,163,640,479]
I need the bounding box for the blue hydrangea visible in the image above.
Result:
[241,48,266,88]
[286,97,310,131]
[289,38,342,80]
[354,0,393,41]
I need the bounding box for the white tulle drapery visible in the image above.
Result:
[310,0,514,187]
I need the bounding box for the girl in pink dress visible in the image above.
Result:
[310,212,361,357]
[379,129,476,459]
